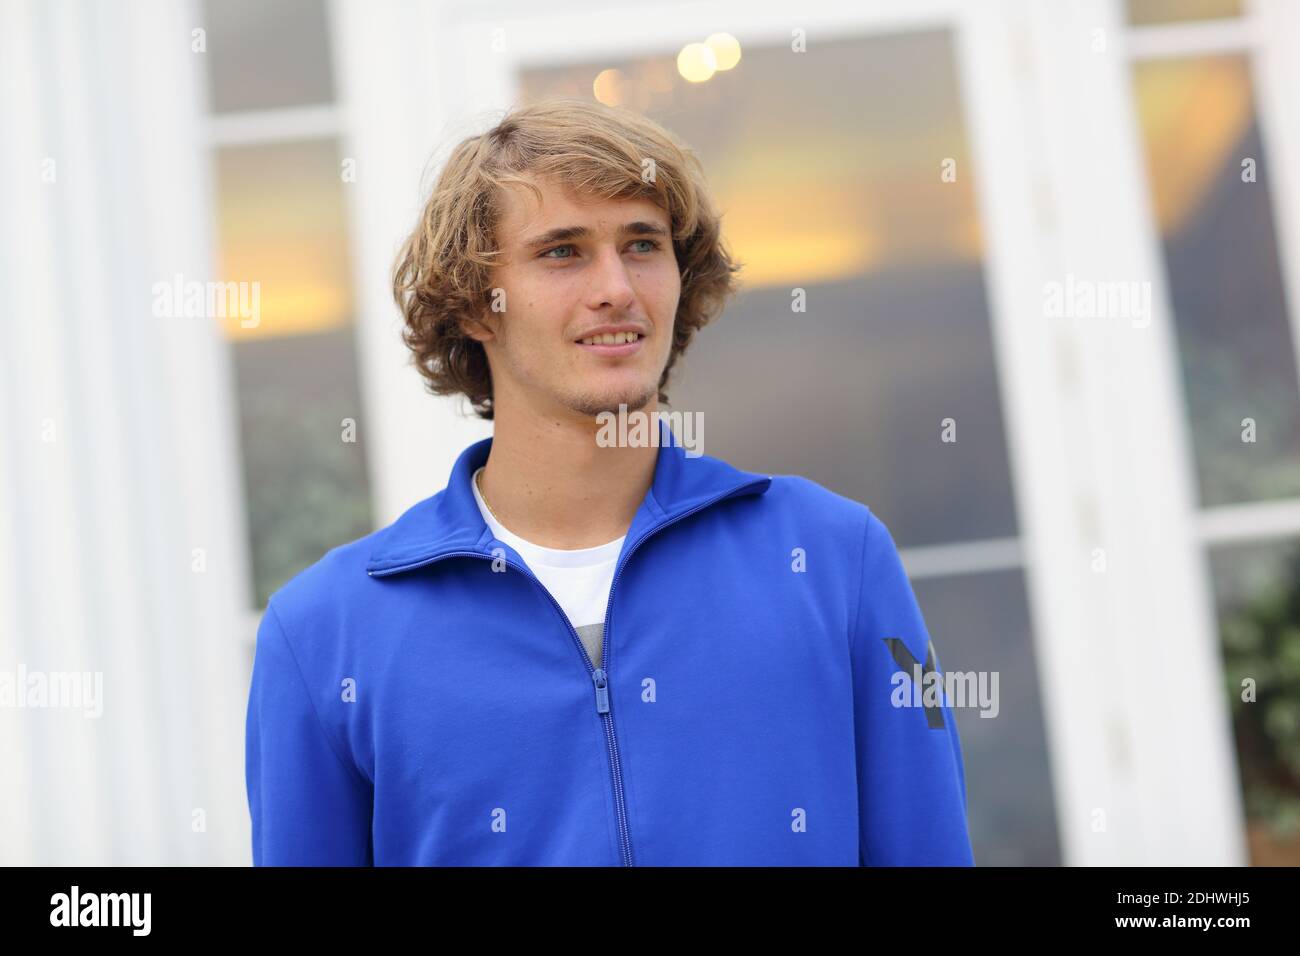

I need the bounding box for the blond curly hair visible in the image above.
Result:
[391,97,742,419]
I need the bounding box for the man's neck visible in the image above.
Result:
[477,401,659,550]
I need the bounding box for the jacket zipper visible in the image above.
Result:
[371,548,636,864]
[578,477,771,867]
[367,477,769,867]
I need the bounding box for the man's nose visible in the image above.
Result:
[586,246,637,312]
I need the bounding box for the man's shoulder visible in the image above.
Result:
[263,490,446,628]
[263,530,384,625]
[761,471,874,528]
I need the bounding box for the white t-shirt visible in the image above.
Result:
[471,467,624,670]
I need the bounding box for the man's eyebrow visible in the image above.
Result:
[520,221,669,251]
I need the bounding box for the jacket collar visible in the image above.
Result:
[366,418,772,576]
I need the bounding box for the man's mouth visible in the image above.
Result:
[574,331,645,355]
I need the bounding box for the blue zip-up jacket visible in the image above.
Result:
[245,424,975,866]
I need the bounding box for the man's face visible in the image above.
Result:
[469,173,681,422]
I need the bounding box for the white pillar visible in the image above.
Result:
[329,0,492,526]
[0,0,252,864]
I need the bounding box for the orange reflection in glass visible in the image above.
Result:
[213,139,353,340]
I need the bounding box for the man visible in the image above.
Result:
[245,98,975,866]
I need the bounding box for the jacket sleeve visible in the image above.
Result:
[851,509,975,866]
[245,600,373,865]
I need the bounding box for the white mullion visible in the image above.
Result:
[327,0,494,527]
[1249,0,1300,422]
[1198,497,1300,545]
[957,0,1129,867]
[899,537,1025,580]
[1121,16,1259,59]
[203,103,342,148]
[474,0,964,70]
[1101,0,1248,865]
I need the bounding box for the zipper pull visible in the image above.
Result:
[591,668,610,714]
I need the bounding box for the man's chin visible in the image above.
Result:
[566,386,657,420]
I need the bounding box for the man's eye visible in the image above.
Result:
[540,239,661,260]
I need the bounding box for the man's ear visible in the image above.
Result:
[458,310,496,344]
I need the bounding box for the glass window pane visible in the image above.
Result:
[213,140,353,339]
[1126,0,1243,26]
[913,570,1061,865]
[1132,56,1300,506]
[521,30,1019,549]
[1208,538,1300,865]
[213,138,372,606]
[201,0,336,113]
